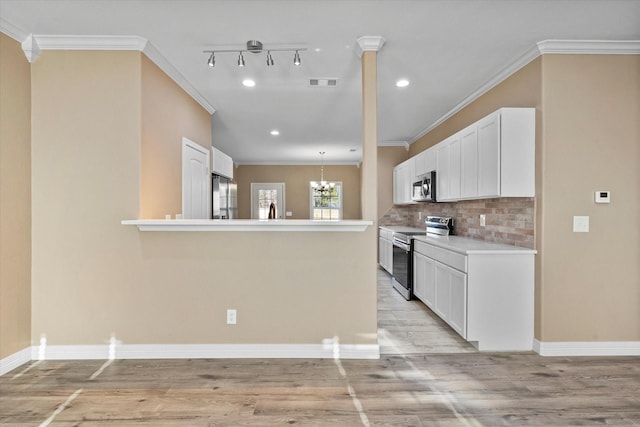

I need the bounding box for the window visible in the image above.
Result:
[310,182,342,220]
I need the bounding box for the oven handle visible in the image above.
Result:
[392,240,410,251]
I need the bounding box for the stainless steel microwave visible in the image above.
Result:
[411,171,437,202]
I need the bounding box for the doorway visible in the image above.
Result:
[250,183,285,219]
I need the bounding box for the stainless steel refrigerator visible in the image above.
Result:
[212,174,237,219]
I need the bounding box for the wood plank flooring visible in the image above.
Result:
[2,270,639,426]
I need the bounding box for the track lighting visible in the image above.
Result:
[204,40,305,69]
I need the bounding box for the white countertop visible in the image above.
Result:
[122,219,373,232]
[379,225,426,234]
[413,234,537,255]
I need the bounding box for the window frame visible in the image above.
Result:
[309,181,343,220]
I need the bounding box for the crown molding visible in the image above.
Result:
[354,36,386,58]
[23,34,215,115]
[32,34,147,50]
[537,39,640,55]
[410,39,640,144]
[21,35,41,63]
[0,17,29,42]
[378,140,410,150]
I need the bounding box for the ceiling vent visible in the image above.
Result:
[309,78,339,88]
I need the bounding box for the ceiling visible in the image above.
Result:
[1,0,639,164]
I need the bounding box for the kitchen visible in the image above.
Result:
[2,0,639,376]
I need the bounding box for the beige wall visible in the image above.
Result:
[234,164,361,219]
[29,50,377,349]
[539,55,640,341]
[377,146,408,219]
[141,56,212,219]
[0,34,32,359]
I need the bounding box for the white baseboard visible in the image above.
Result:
[534,339,640,356]
[0,347,32,376]
[28,343,380,362]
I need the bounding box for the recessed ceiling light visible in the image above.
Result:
[396,79,410,88]
[242,79,256,87]
[270,130,280,136]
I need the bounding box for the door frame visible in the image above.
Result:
[250,183,285,219]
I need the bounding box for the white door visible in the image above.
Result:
[251,183,285,219]
[182,138,210,219]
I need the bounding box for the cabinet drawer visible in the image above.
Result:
[379,229,392,240]
[414,240,436,258]
[432,246,467,272]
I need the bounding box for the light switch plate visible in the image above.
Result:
[573,216,589,233]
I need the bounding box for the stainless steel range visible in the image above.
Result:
[391,216,454,300]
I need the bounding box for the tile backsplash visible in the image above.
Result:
[380,197,535,249]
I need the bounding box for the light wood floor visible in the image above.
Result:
[2,271,639,426]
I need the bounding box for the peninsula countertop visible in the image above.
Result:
[122,219,373,232]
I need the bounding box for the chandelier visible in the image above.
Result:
[311,152,335,195]
[204,40,305,68]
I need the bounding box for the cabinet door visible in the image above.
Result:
[393,166,402,205]
[448,267,467,338]
[379,237,385,269]
[413,252,426,301]
[449,136,461,200]
[385,239,393,275]
[477,112,501,197]
[434,263,450,319]
[436,143,449,201]
[460,126,478,199]
[422,255,436,309]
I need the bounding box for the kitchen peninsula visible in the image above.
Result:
[122,219,372,232]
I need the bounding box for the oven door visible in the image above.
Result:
[392,239,412,300]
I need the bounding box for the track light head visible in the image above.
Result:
[238,52,245,67]
[293,50,301,66]
[207,52,215,67]
[266,51,274,66]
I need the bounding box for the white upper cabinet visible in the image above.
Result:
[435,134,461,202]
[414,148,436,178]
[392,157,416,205]
[460,124,479,199]
[211,146,234,179]
[431,107,534,202]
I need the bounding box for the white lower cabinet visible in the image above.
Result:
[378,228,393,275]
[413,238,534,351]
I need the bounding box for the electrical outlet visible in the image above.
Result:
[480,214,486,227]
[226,309,237,325]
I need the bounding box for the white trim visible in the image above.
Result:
[0,347,32,376]
[533,339,640,357]
[354,36,386,58]
[28,343,380,361]
[0,17,29,42]
[537,39,640,55]
[409,39,640,144]
[122,219,372,232]
[21,34,41,63]
[31,34,147,51]
[378,141,410,150]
